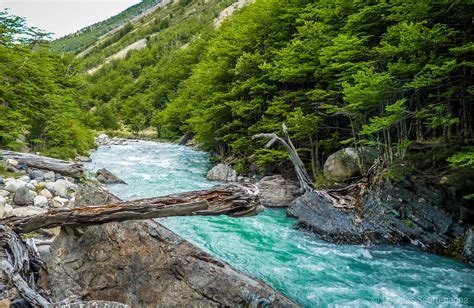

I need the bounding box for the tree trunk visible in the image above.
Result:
[0,184,262,234]
[1,151,84,178]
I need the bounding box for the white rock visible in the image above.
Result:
[39,189,53,199]
[52,196,69,208]
[18,175,31,182]
[11,206,47,217]
[0,190,9,198]
[207,163,238,182]
[43,171,55,182]
[30,180,38,186]
[33,195,48,207]
[0,203,4,218]
[53,180,68,197]
[4,204,13,216]
[26,183,35,190]
[0,196,6,207]
[6,158,18,167]
[5,180,27,193]
[45,182,55,192]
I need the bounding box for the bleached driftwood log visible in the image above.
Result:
[0,184,262,234]
[1,150,84,178]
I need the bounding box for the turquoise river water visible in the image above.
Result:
[87,141,473,307]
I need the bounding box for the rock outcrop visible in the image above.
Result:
[43,185,296,306]
[256,175,300,207]
[207,163,237,182]
[323,147,377,182]
[288,177,467,254]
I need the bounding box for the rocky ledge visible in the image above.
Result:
[288,177,473,264]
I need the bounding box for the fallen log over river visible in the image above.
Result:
[0,184,262,234]
[0,150,84,178]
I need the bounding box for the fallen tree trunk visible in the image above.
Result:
[1,150,84,178]
[0,184,262,234]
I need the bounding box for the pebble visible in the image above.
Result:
[39,189,53,199]
[43,171,55,182]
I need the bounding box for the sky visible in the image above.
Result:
[0,0,141,39]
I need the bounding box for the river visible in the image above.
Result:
[87,140,473,307]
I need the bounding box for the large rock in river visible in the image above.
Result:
[323,147,377,182]
[96,168,126,184]
[44,185,296,306]
[256,175,301,207]
[207,163,237,182]
[288,177,467,254]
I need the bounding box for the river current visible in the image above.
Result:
[87,141,473,307]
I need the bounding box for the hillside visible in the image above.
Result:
[49,0,163,54]
[77,0,473,199]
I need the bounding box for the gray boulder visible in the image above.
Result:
[207,163,237,182]
[73,183,121,208]
[96,168,126,184]
[12,186,35,206]
[256,175,300,207]
[323,147,377,182]
[0,196,6,207]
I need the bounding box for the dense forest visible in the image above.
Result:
[0,10,93,159]
[1,0,473,198]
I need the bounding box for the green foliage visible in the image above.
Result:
[129,113,147,135]
[76,0,473,178]
[0,10,94,159]
[448,147,474,169]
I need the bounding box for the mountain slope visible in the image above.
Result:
[50,0,163,54]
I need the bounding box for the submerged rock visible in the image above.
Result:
[288,178,467,254]
[96,168,126,184]
[256,175,300,207]
[323,147,377,182]
[207,163,237,182]
[43,184,295,306]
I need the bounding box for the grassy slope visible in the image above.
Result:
[49,0,161,54]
